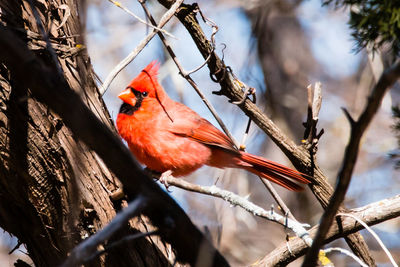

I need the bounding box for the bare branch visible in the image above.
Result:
[163,175,313,247]
[107,0,176,38]
[303,60,400,266]
[341,107,356,126]
[56,5,71,30]
[258,178,296,221]
[100,0,184,95]
[258,194,400,266]
[231,82,296,221]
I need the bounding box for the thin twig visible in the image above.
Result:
[139,0,239,148]
[184,7,218,76]
[8,241,22,255]
[61,196,147,267]
[258,179,296,221]
[100,0,184,95]
[185,51,213,75]
[233,79,255,151]
[107,0,176,38]
[302,60,400,266]
[323,247,368,267]
[163,175,313,246]
[337,213,398,267]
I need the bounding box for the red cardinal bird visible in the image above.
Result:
[116,61,310,191]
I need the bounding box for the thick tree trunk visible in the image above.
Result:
[0,0,172,266]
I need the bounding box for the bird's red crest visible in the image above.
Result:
[128,61,160,93]
[143,60,159,77]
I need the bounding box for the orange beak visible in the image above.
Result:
[118,88,136,107]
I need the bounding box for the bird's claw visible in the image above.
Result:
[159,170,173,192]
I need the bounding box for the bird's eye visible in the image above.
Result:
[142,91,148,97]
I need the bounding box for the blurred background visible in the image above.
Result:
[1,0,399,266]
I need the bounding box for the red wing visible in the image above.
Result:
[170,116,238,153]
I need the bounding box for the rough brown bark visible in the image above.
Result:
[0,0,173,266]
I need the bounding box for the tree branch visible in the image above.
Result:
[107,0,176,38]
[100,0,184,94]
[258,194,400,266]
[163,175,313,247]
[303,60,400,266]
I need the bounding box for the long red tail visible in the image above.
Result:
[240,152,310,191]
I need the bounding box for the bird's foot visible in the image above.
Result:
[159,170,173,191]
